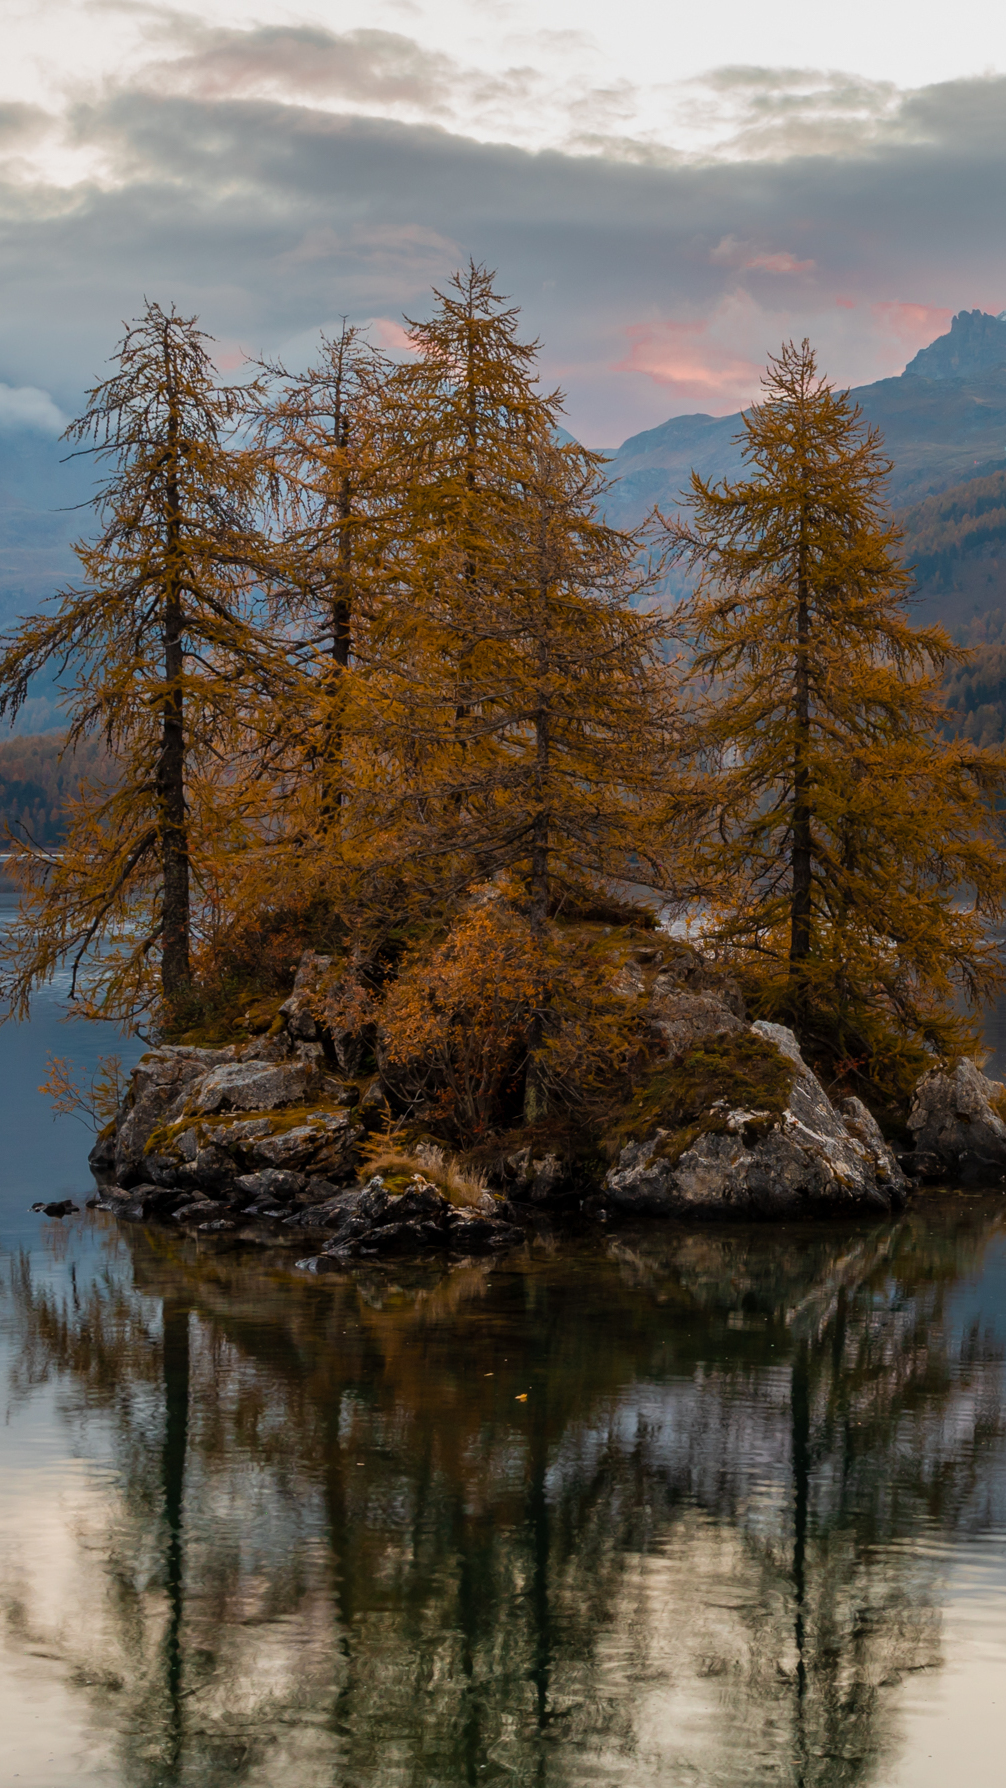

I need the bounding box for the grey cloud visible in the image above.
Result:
[0,104,53,151]
[148,24,461,113]
[0,66,1005,445]
[0,382,66,432]
[135,18,552,132]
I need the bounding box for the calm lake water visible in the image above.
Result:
[5,895,1006,1785]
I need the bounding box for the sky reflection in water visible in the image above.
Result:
[3,890,1006,1783]
[4,1198,1006,1786]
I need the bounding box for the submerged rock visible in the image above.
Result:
[303,1174,522,1267]
[906,1059,1006,1185]
[603,1022,906,1220]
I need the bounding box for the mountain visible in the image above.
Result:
[5,308,1006,730]
[903,308,1006,381]
[599,309,1006,637]
[897,468,1006,629]
[604,314,1006,526]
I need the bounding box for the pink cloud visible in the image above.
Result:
[835,297,857,310]
[745,251,816,275]
[871,301,952,347]
[368,317,416,353]
[616,319,762,410]
[709,235,815,275]
[214,342,247,372]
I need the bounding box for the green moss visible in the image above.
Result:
[606,1031,794,1156]
[143,1095,359,1158]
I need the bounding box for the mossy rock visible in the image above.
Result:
[143,1095,360,1158]
[606,1030,795,1158]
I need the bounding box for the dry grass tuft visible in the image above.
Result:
[360,1138,490,1209]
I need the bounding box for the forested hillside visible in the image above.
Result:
[898,467,1006,622]
[0,732,113,846]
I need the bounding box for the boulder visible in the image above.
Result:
[608,941,746,1061]
[87,1128,117,1175]
[278,948,331,1040]
[603,1022,906,1220]
[186,1143,238,1190]
[235,1168,307,1204]
[443,1209,522,1252]
[651,946,746,1019]
[504,1150,573,1204]
[646,987,744,1055]
[172,1198,224,1224]
[249,1114,363,1174]
[109,1041,313,1183]
[188,1058,318,1116]
[113,1050,215,1183]
[906,1059,1006,1185]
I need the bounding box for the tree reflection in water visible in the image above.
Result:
[2,1199,1005,1787]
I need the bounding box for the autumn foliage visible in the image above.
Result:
[2,289,1005,1132]
[669,339,1006,1096]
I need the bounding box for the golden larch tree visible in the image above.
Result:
[670,338,1006,1092]
[0,302,279,1024]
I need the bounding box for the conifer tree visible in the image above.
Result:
[357,267,676,922]
[353,270,679,1116]
[671,338,1006,1087]
[254,326,392,838]
[0,302,277,1024]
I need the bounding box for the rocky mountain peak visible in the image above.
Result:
[903,308,1006,382]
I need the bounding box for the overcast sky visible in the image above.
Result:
[1,0,1005,444]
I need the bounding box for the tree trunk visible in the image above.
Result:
[161,1299,190,1771]
[158,389,191,1002]
[789,532,812,1014]
[523,568,551,1125]
[321,410,352,829]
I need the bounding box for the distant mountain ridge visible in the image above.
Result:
[603,310,1006,526]
[904,309,1006,381]
[4,308,1006,728]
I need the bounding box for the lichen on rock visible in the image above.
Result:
[603,1022,907,1219]
[906,1058,1006,1185]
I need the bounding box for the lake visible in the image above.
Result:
[4,896,1006,1786]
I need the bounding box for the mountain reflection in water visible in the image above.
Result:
[3,1201,1006,1787]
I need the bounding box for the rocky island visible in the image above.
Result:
[88,929,1006,1272]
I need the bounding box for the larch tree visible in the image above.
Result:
[357,263,565,878]
[0,302,279,1025]
[670,337,1006,1091]
[358,269,682,1121]
[358,265,677,918]
[253,326,393,848]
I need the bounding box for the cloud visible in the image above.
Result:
[0,384,66,433]
[1,43,1005,446]
[871,301,953,348]
[146,24,461,113]
[710,235,816,274]
[616,318,762,410]
[367,317,417,354]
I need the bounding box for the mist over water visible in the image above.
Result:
[4,894,1006,1784]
